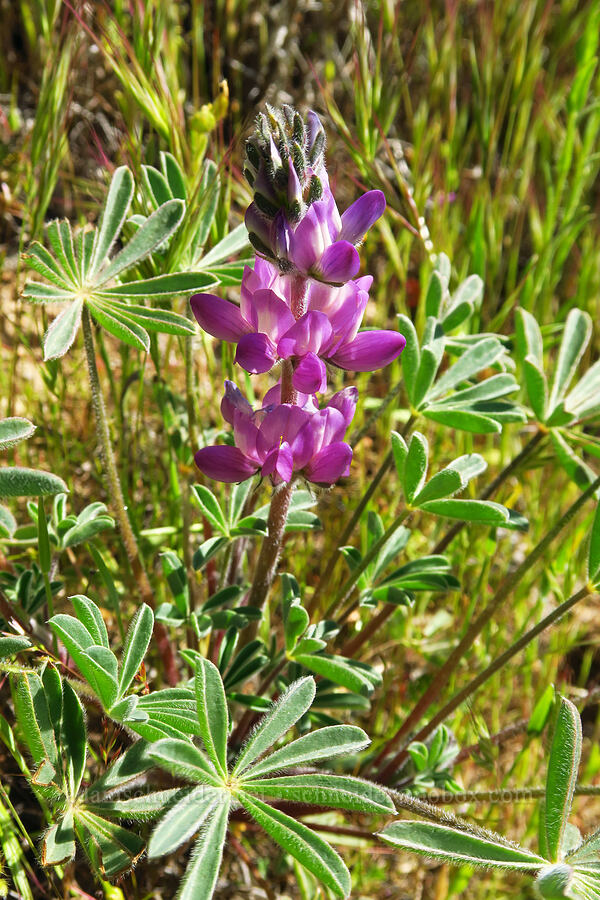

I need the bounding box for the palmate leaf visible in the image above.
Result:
[379,821,546,870]
[239,793,351,898]
[0,417,36,451]
[232,677,316,776]
[543,697,582,863]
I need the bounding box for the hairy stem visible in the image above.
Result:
[82,306,178,685]
[372,472,600,781]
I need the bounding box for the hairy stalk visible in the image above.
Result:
[82,306,178,685]
[245,276,308,616]
[324,509,410,620]
[426,786,600,804]
[397,585,594,762]
[310,415,416,615]
[342,429,546,658]
[372,472,600,782]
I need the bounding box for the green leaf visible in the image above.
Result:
[147,787,224,857]
[404,433,428,503]
[0,466,68,498]
[588,503,600,585]
[43,810,75,865]
[49,613,95,658]
[191,484,228,534]
[524,359,548,421]
[97,199,185,284]
[98,271,217,298]
[43,298,84,360]
[177,799,230,900]
[550,431,598,493]
[240,793,351,898]
[419,499,510,525]
[233,677,316,776]
[425,270,444,318]
[62,514,114,548]
[294,653,380,696]
[61,681,87,798]
[70,595,109,648]
[82,645,119,709]
[412,468,464,505]
[427,338,506,402]
[13,672,58,768]
[548,309,592,410]
[412,341,444,407]
[37,497,51,573]
[397,314,420,404]
[241,725,370,779]
[21,281,75,303]
[243,774,394,815]
[86,787,185,821]
[198,223,249,268]
[379,821,546,870]
[142,165,172,205]
[76,809,144,877]
[118,603,154,698]
[528,684,555,736]
[161,151,187,200]
[193,535,229,570]
[90,166,134,275]
[0,417,36,451]
[87,300,150,352]
[195,660,229,776]
[149,738,222,786]
[424,407,503,433]
[565,358,600,422]
[515,308,544,370]
[0,503,16,537]
[544,697,582,862]
[161,551,190,617]
[85,740,156,797]
[0,635,31,657]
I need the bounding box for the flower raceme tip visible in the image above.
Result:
[194,382,357,486]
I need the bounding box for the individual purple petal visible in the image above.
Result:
[326,285,369,348]
[257,405,309,457]
[251,289,295,338]
[261,441,294,483]
[232,410,260,462]
[221,381,253,425]
[288,419,315,471]
[331,330,406,371]
[316,240,360,285]
[327,386,359,427]
[235,333,278,374]
[194,446,258,483]
[305,442,353,484]
[339,190,386,244]
[292,352,327,394]
[190,294,251,342]
[288,205,326,272]
[277,311,333,358]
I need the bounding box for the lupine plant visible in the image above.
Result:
[1,101,600,900]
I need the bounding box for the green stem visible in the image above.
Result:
[81,306,178,686]
[311,415,416,615]
[391,585,593,775]
[372,472,600,782]
[325,509,410,621]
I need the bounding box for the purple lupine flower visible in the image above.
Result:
[195,381,357,486]
[190,257,406,393]
[243,106,386,285]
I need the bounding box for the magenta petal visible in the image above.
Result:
[328,386,359,427]
[331,330,406,371]
[190,293,251,342]
[339,190,386,244]
[316,241,360,285]
[261,442,294,483]
[293,353,327,394]
[278,311,333,358]
[305,442,353,485]
[252,289,295,338]
[194,446,257,483]
[235,333,278,374]
[221,381,253,425]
